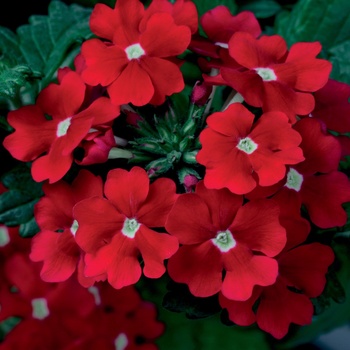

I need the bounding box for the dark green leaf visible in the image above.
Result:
[328,40,350,85]
[238,0,282,18]
[19,217,40,238]
[275,0,350,51]
[0,1,93,103]
[162,281,221,319]
[0,164,43,231]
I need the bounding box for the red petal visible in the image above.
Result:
[84,234,141,289]
[195,181,243,230]
[4,106,56,161]
[201,7,261,43]
[141,13,190,57]
[294,117,341,175]
[229,32,287,68]
[167,242,223,297]
[257,279,314,339]
[165,193,216,244]
[302,171,350,228]
[107,60,154,106]
[136,225,178,278]
[222,248,278,301]
[137,177,178,227]
[31,145,73,183]
[104,166,150,218]
[37,71,85,119]
[219,288,261,326]
[74,197,124,253]
[30,230,79,282]
[279,243,334,297]
[140,57,185,105]
[81,39,128,86]
[230,199,286,256]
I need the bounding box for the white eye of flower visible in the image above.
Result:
[0,226,10,247]
[212,230,236,252]
[125,43,145,60]
[237,137,258,154]
[56,117,72,137]
[255,67,277,81]
[114,333,128,350]
[121,217,140,238]
[32,298,50,320]
[285,168,303,192]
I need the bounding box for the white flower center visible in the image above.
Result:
[88,286,101,305]
[237,137,258,154]
[114,333,128,350]
[212,229,236,252]
[56,117,72,137]
[121,218,140,238]
[255,67,277,81]
[285,168,303,192]
[70,219,79,236]
[215,42,229,49]
[125,43,145,60]
[32,298,50,320]
[0,226,10,247]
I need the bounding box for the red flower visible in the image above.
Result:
[30,170,105,286]
[248,117,350,228]
[3,71,119,183]
[0,254,95,349]
[81,0,195,106]
[73,166,179,289]
[220,33,332,122]
[66,283,164,350]
[165,181,286,300]
[311,78,350,134]
[196,103,304,194]
[219,194,334,338]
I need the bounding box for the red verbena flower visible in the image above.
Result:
[196,103,304,194]
[165,181,286,300]
[3,71,119,183]
[73,166,179,289]
[80,0,196,106]
[30,170,105,287]
[219,192,334,338]
[0,254,95,349]
[218,33,332,122]
[247,117,350,228]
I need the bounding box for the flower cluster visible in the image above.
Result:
[2,0,350,344]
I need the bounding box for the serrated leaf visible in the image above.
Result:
[238,0,282,19]
[0,0,93,102]
[0,63,40,99]
[0,26,23,62]
[275,0,350,51]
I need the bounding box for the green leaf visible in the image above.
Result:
[275,0,350,51]
[238,0,282,19]
[328,40,350,84]
[162,281,221,319]
[192,0,237,19]
[0,62,41,99]
[0,164,43,235]
[0,1,93,103]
